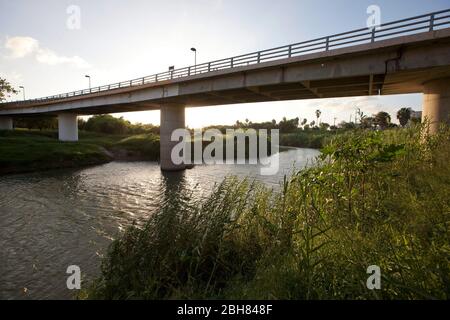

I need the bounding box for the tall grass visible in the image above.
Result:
[82,125,450,300]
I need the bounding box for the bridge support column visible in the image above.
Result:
[58,113,78,142]
[0,117,13,130]
[422,77,450,134]
[160,104,186,171]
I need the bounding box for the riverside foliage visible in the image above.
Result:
[83,125,450,300]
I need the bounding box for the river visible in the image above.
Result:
[0,148,320,300]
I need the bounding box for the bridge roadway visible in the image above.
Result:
[1,10,450,170]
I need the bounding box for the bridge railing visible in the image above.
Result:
[2,8,450,106]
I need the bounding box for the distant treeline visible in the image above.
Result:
[78,115,159,135]
[14,117,58,131]
[14,115,160,135]
[14,109,415,138]
[204,117,304,134]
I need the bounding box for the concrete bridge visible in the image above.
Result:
[1,9,450,170]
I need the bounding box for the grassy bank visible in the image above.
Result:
[82,125,450,299]
[280,130,335,148]
[0,130,160,175]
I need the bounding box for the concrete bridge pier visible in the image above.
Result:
[422,77,450,134]
[0,117,13,130]
[160,104,186,171]
[58,113,78,141]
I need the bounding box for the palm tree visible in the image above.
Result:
[397,107,411,127]
[315,109,321,126]
[374,111,391,130]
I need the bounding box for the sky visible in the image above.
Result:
[1,0,449,128]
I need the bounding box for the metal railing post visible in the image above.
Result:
[288,45,292,58]
[371,28,376,42]
[231,57,234,68]
[429,13,435,31]
[325,37,330,51]
[208,62,211,72]
[257,52,261,63]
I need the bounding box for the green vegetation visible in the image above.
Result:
[112,134,160,161]
[279,131,335,149]
[397,107,412,127]
[82,125,450,300]
[0,130,112,174]
[0,129,160,174]
[79,114,159,135]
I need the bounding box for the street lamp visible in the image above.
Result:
[85,75,91,89]
[190,47,197,74]
[19,86,25,100]
[168,66,175,79]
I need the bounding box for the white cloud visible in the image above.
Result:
[5,36,38,58]
[4,36,90,69]
[36,48,90,68]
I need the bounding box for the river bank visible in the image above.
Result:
[0,130,159,175]
[0,129,331,175]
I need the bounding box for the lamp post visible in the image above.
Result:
[190,47,197,74]
[19,86,25,100]
[85,75,91,89]
[169,66,175,79]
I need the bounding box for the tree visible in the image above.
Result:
[0,78,18,101]
[14,116,58,130]
[339,121,356,130]
[278,117,299,133]
[374,111,391,130]
[397,107,411,127]
[301,118,307,128]
[360,116,374,129]
[319,122,330,131]
[315,109,321,125]
[85,114,130,134]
